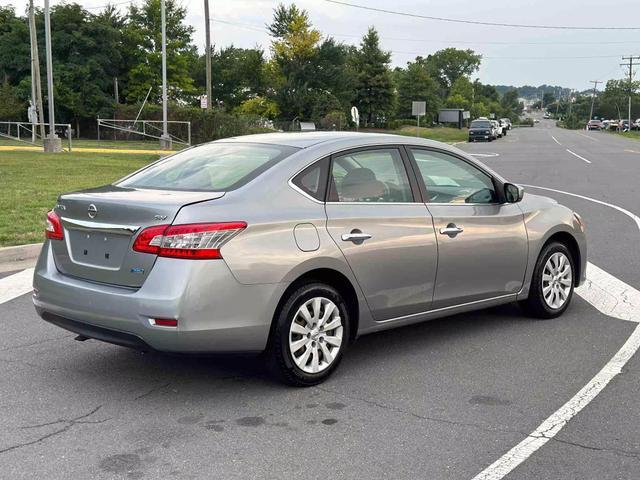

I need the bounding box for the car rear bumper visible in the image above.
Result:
[469,134,490,141]
[33,241,288,353]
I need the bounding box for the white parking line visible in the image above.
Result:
[566,149,592,164]
[577,263,640,323]
[551,135,561,145]
[0,268,34,305]
[471,186,640,480]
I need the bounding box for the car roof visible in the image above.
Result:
[214,131,452,150]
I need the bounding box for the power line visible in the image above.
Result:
[325,0,640,31]
[211,19,639,49]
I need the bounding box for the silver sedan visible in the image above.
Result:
[33,132,587,385]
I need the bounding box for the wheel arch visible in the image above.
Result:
[270,268,361,346]
[540,231,582,287]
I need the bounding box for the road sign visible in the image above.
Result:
[412,101,426,116]
[350,106,359,125]
[200,96,208,109]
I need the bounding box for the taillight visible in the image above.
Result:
[133,222,246,259]
[45,210,64,240]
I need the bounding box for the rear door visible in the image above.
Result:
[325,147,438,321]
[407,147,528,309]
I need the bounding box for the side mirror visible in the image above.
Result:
[504,183,524,203]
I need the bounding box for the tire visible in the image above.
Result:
[521,242,575,319]
[266,283,350,386]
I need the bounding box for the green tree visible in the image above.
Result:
[0,80,24,120]
[0,7,30,84]
[268,3,322,119]
[125,0,198,103]
[351,27,395,126]
[394,57,440,120]
[48,4,123,127]
[192,46,267,110]
[425,48,481,95]
[500,89,523,118]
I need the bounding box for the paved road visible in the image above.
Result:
[1,121,639,479]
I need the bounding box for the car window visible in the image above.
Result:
[291,157,329,201]
[330,149,413,203]
[470,121,491,128]
[410,149,497,204]
[118,143,298,192]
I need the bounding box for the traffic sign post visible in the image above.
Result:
[412,101,426,137]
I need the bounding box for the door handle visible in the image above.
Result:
[439,224,464,236]
[341,231,372,243]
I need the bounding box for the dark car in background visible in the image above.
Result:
[468,119,493,142]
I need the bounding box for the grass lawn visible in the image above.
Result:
[0,150,159,247]
[609,131,640,141]
[366,126,468,144]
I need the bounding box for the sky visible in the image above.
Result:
[3,0,640,90]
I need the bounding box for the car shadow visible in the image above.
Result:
[62,302,532,390]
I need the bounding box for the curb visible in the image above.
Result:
[0,243,42,264]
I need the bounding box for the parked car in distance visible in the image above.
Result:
[543,112,551,119]
[468,119,493,142]
[491,119,503,139]
[620,120,631,132]
[587,119,602,131]
[498,119,508,136]
[33,132,587,386]
[500,118,512,131]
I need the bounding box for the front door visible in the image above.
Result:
[325,147,438,321]
[407,147,528,309]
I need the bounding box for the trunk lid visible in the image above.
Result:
[51,185,225,287]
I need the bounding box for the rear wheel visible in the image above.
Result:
[521,242,575,319]
[267,283,349,386]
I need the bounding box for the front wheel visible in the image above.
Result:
[266,283,350,386]
[521,242,575,319]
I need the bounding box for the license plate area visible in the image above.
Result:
[67,230,131,270]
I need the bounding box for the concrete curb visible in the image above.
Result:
[0,243,42,264]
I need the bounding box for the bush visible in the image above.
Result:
[319,110,347,130]
[387,118,418,130]
[113,104,273,144]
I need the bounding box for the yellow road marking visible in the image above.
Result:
[0,145,174,155]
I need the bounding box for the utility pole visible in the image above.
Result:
[28,0,45,143]
[621,56,640,133]
[43,0,61,152]
[588,80,601,124]
[204,0,212,112]
[160,0,171,149]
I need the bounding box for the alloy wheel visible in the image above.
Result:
[288,297,343,374]
[542,252,573,309]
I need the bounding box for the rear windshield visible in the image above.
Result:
[470,121,491,128]
[117,142,298,192]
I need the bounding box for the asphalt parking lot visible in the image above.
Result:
[1,120,639,479]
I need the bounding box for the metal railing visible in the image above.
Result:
[97,118,191,146]
[0,121,73,151]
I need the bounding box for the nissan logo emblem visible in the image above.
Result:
[87,204,98,219]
